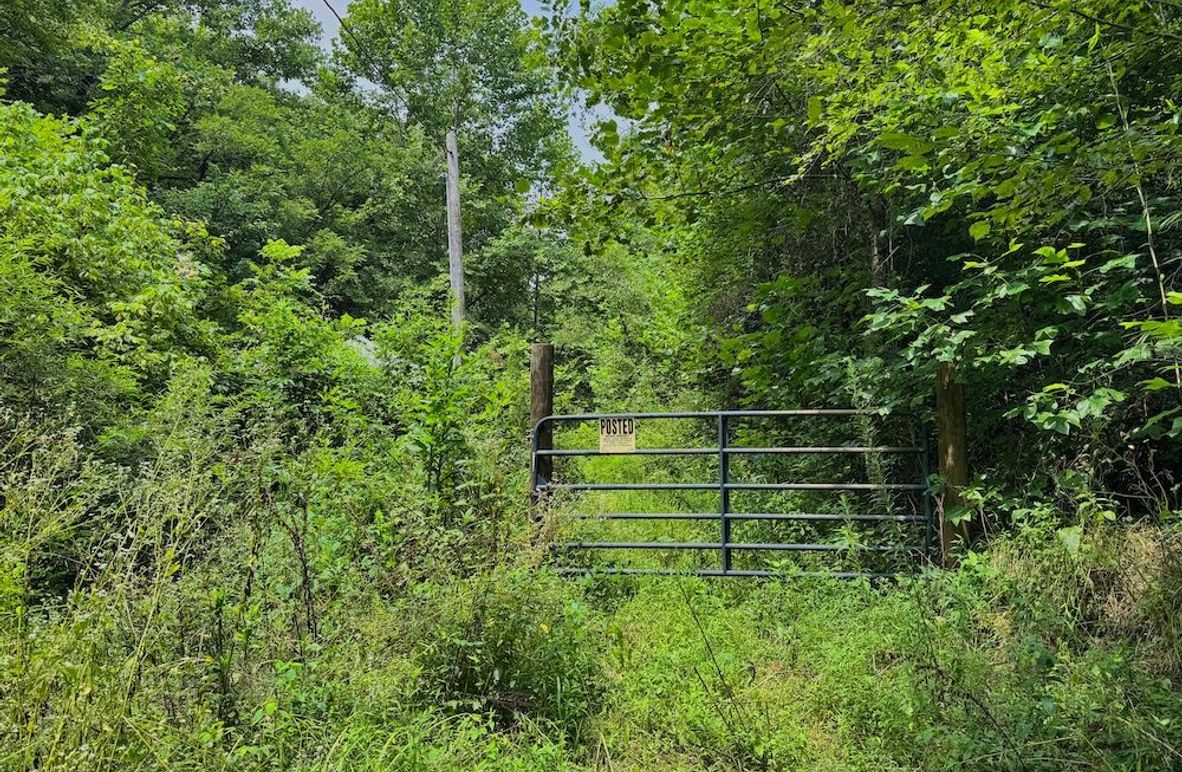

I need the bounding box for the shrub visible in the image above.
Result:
[412,567,603,737]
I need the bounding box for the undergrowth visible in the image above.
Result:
[3,414,1179,771]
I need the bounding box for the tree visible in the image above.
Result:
[561,0,1182,517]
[0,99,218,429]
[338,0,571,342]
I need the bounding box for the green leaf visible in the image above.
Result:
[1057,526,1082,555]
[1099,254,1137,273]
[597,119,619,145]
[969,221,991,240]
[1142,377,1173,391]
[947,506,972,525]
[807,95,823,122]
[878,131,933,154]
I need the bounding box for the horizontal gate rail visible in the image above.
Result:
[544,482,717,491]
[530,409,935,579]
[725,446,921,454]
[572,512,927,522]
[556,541,921,552]
[726,482,926,491]
[543,482,926,492]
[540,448,715,456]
[540,409,873,420]
[537,446,921,456]
[553,568,900,579]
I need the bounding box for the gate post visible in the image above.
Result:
[935,363,970,567]
[530,343,554,495]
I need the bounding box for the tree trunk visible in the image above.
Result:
[869,196,888,286]
[936,363,971,566]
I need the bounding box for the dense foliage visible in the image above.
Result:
[1,0,1180,769]
[556,0,1182,527]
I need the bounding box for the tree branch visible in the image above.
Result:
[1024,0,1182,43]
[629,172,841,202]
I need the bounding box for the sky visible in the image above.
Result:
[291,0,602,160]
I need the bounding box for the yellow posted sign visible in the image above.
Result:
[599,417,637,453]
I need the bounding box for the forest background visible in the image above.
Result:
[1,0,1181,769]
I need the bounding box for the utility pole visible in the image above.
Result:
[445,127,464,354]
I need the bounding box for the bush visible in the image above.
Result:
[412,567,603,737]
[0,100,218,431]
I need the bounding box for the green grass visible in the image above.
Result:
[4,417,1180,770]
[4,523,1181,770]
[296,527,1182,771]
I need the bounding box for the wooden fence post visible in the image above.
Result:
[530,343,554,497]
[936,363,970,567]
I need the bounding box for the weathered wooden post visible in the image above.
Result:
[530,343,554,497]
[935,363,970,567]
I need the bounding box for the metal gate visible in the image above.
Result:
[530,410,934,578]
